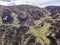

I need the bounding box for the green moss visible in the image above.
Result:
[11,13,20,28]
[0,13,2,24]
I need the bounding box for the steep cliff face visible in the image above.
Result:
[0,5,60,45]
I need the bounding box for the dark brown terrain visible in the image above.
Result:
[0,5,60,45]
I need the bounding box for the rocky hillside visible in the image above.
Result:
[0,5,60,45]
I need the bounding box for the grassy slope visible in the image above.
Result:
[35,23,51,45]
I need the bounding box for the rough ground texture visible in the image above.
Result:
[0,5,60,45]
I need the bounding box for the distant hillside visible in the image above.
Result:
[0,5,60,45]
[0,5,49,26]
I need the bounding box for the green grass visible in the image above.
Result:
[38,23,51,36]
[35,23,51,45]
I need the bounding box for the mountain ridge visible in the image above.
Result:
[0,5,60,45]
